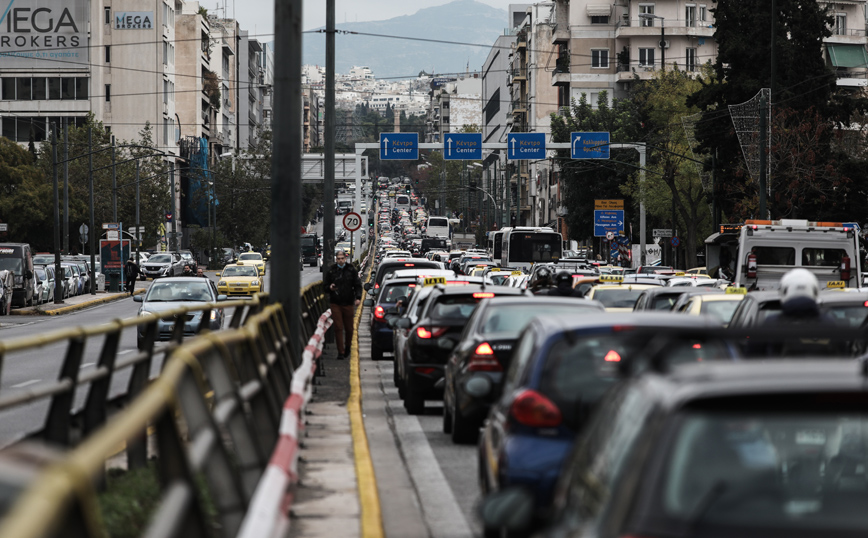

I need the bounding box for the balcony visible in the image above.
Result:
[825,28,868,45]
[516,30,528,49]
[511,98,527,113]
[550,1,570,44]
[616,20,715,39]
[511,67,527,81]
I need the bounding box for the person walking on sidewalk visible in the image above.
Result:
[324,249,362,360]
[124,256,141,296]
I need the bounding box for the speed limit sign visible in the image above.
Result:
[342,211,362,232]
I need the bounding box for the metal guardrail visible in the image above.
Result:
[0,282,330,538]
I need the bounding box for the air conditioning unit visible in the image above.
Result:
[659,40,670,49]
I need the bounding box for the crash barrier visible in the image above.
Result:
[237,309,333,538]
[0,282,329,538]
[0,293,270,452]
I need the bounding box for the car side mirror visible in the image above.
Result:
[133,295,143,302]
[363,299,373,307]
[217,295,228,302]
[364,282,372,291]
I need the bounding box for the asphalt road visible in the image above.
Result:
[0,260,324,448]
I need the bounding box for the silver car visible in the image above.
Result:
[133,277,227,349]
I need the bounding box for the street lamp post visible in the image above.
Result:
[639,13,666,71]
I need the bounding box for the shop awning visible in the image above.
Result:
[586,5,612,16]
[828,44,868,68]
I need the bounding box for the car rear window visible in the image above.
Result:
[429,295,492,321]
[824,304,868,328]
[652,293,684,310]
[658,406,868,533]
[700,299,742,325]
[592,288,645,309]
[480,304,598,334]
[381,283,414,303]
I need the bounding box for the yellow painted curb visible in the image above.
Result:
[10,289,146,317]
[348,259,384,538]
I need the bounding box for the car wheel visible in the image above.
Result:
[393,363,401,387]
[443,401,453,434]
[404,389,424,415]
[451,405,478,444]
[371,343,384,361]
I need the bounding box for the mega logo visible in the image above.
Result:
[0,0,85,53]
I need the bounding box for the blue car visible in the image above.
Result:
[366,277,418,360]
[477,313,738,535]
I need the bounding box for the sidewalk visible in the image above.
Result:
[10,288,146,316]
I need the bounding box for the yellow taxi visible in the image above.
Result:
[676,287,746,327]
[264,244,271,260]
[217,263,262,297]
[585,275,659,313]
[237,251,266,275]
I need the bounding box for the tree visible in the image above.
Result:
[0,137,52,249]
[625,67,715,268]
[688,0,868,222]
[550,92,643,241]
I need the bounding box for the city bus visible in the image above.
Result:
[488,230,505,261]
[500,227,562,271]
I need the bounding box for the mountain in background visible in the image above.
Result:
[303,0,507,78]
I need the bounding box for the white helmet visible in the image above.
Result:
[780,268,819,305]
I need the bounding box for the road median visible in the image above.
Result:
[10,289,145,316]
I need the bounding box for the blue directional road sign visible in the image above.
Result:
[508,132,546,160]
[444,133,482,160]
[380,132,418,160]
[571,132,610,159]
[594,210,625,237]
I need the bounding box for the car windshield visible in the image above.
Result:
[824,304,868,328]
[33,255,53,265]
[0,257,22,273]
[35,269,45,280]
[481,304,598,334]
[658,408,868,534]
[149,254,172,263]
[222,266,258,277]
[592,288,645,309]
[239,253,261,261]
[146,282,213,302]
[700,299,742,325]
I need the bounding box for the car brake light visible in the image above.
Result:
[510,389,562,428]
[473,292,496,298]
[468,343,501,372]
[416,326,448,339]
[374,306,385,319]
[415,367,436,375]
[404,264,415,267]
[603,350,621,362]
[374,283,380,289]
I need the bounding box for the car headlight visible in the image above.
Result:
[218,280,227,286]
[252,280,259,286]
[210,310,218,321]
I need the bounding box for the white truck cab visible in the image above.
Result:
[733,219,861,291]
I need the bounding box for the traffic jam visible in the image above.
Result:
[365,200,868,538]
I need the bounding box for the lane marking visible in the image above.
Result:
[80,363,94,369]
[349,262,385,538]
[118,350,133,355]
[11,379,40,389]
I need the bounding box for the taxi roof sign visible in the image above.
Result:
[599,274,624,283]
[423,276,447,287]
[826,280,846,289]
[725,287,747,294]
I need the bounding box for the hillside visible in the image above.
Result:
[303,0,507,78]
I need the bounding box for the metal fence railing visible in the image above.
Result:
[0,282,331,538]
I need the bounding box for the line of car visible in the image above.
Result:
[365,250,868,537]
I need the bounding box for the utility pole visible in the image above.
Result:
[170,162,178,251]
[135,160,140,268]
[52,126,62,304]
[759,93,768,219]
[272,0,303,359]
[89,127,96,295]
[111,136,117,222]
[62,118,69,254]
[323,0,336,270]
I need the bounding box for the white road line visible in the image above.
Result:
[80,362,94,369]
[386,366,474,538]
[11,380,40,389]
[118,350,133,355]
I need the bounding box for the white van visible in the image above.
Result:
[395,194,411,213]
[425,216,450,239]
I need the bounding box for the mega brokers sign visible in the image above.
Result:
[115,12,153,30]
[0,0,88,68]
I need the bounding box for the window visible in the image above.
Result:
[105,45,111,63]
[105,84,111,102]
[163,41,168,65]
[639,4,655,26]
[686,48,697,71]
[639,47,655,66]
[48,78,61,100]
[590,15,609,24]
[835,13,846,35]
[61,78,74,100]
[104,7,111,24]
[1,78,14,100]
[686,4,696,27]
[699,4,707,22]
[75,78,88,100]
[16,77,32,101]
[32,78,46,100]
[591,49,609,68]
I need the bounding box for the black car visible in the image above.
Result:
[365,258,443,297]
[484,360,868,538]
[726,290,782,328]
[633,286,697,311]
[443,296,604,444]
[395,284,526,414]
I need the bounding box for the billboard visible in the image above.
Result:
[0,0,89,68]
[100,239,131,276]
[114,12,154,30]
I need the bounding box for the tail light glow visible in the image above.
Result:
[473,292,496,298]
[416,326,448,339]
[603,350,621,362]
[374,306,385,319]
[468,342,501,372]
[510,389,562,428]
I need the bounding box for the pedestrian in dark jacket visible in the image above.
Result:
[124,257,141,296]
[323,249,362,359]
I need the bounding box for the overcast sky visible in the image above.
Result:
[202,0,514,40]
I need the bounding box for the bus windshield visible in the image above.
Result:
[508,233,561,263]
